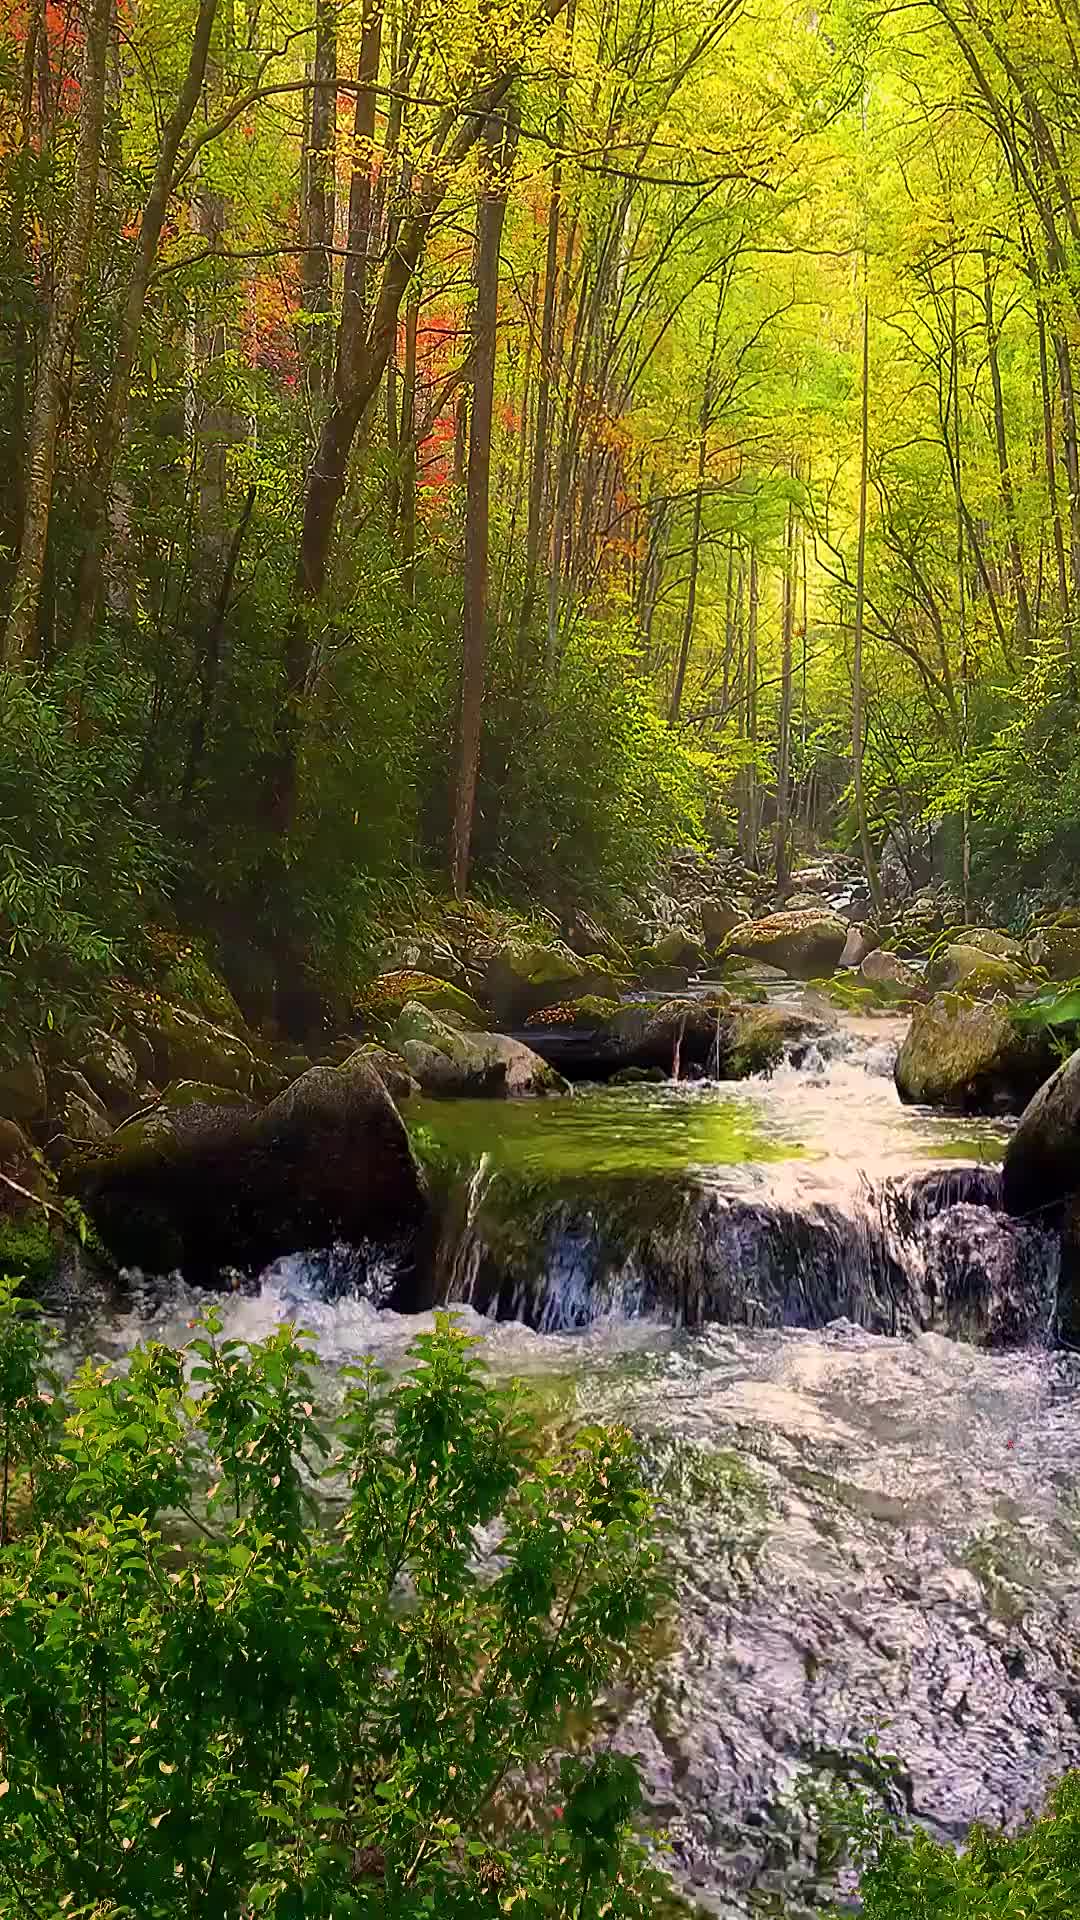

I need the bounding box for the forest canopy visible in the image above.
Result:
[0,0,1075,1027]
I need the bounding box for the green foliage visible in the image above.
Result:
[811,1750,1080,1918]
[0,1294,675,1918]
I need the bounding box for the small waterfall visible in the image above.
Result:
[436,1164,1061,1347]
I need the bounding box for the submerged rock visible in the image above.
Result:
[895,994,1052,1113]
[723,911,848,981]
[71,1057,427,1281]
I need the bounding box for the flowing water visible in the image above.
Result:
[54,1011,1080,1915]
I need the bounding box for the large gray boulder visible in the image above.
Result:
[70,1057,427,1281]
[723,910,848,981]
[895,994,1052,1113]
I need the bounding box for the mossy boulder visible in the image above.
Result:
[927,943,1027,998]
[1002,1047,1080,1221]
[860,949,921,999]
[392,1003,568,1097]
[604,995,734,1074]
[126,1000,260,1096]
[76,1027,141,1116]
[485,942,620,1025]
[962,927,1024,961]
[71,1057,427,1281]
[341,1045,420,1104]
[723,910,848,981]
[728,1005,827,1077]
[895,994,1053,1113]
[701,898,745,949]
[525,997,622,1031]
[354,970,484,1031]
[650,926,704,970]
[0,1036,47,1127]
[1026,916,1080,980]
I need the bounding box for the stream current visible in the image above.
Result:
[56,1011,1080,1915]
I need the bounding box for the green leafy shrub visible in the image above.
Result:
[811,1746,1080,1918]
[0,1292,676,1918]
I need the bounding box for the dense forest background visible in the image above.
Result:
[1,0,1075,1032]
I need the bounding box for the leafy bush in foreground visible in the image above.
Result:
[815,1750,1080,1918]
[0,1284,673,1918]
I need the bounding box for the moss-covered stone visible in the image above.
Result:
[392,1002,569,1097]
[728,1005,826,1077]
[524,997,622,1030]
[723,909,848,981]
[860,949,921,998]
[962,927,1024,961]
[341,1044,420,1103]
[1026,915,1080,980]
[0,1035,47,1126]
[125,999,260,1096]
[353,970,485,1031]
[700,898,745,948]
[76,1027,141,1115]
[650,926,704,970]
[895,993,1053,1112]
[927,943,1026,997]
[485,942,621,1025]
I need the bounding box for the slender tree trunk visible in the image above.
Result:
[743,545,760,868]
[450,108,518,895]
[668,455,705,726]
[982,252,1032,651]
[71,0,220,643]
[3,0,112,667]
[1036,300,1071,632]
[774,492,795,891]
[302,0,337,404]
[852,293,883,913]
[400,282,419,598]
[519,0,574,640]
[336,0,383,399]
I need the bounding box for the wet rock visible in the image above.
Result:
[724,911,848,981]
[641,964,691,992]
[343,1044,420,1103]
[354,969,484,1030]
[895,994,1052,1113]
[644,926,706,971]
[71,1057,427,1281]
[485,941,620,1025]
[517,995,734,1080]
[0,1035,47,1127]
[1002,1047,1080,1224]
[393,1002,568,1097]
[860,949,921,998]
[77,1027,141,1116]
[701,898,746,949]
[1026,915,1080,980]
[840,924,877,968]
[927,944,1027,998]
[729,1005,828,1076]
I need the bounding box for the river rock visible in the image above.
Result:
[782,891,823,913]
[126,1000,260,1096]
[860,949,920,997]
[0,1036,47,1127]
[342,1044,420,1103]
[1002,1047,1080,1224]
[729,1005,827,1076]
[71,1057,427,1280]
[354,970,484,1030]
[649,926,705,970]
[485,942,620,1025]
[927,943,1026,997]
[519,995,734,1079]
[839,924,877,968]
[77,1027,141,1116]
[393,1002,567,1097]
[895,994,1052,1112]
[1026,916,1080,980]
[723,910,848,981]
[961,927,1023,962]
[701,898,745,949]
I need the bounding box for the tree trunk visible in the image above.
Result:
[852,293,883,913]
[1036,300,1071,632]
[774,493,795,891]
[982,252,1032,650]
[71,0,220,643]
[2,0,112,667]
[450,108,518,896]
[302,0,337,404]
[400,281,419,598]
[337,0,383,399]
[742,544,760,868]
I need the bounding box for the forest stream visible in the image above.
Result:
[50,1010,1080,1917]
